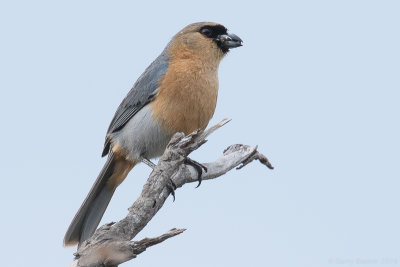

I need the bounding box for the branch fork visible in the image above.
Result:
[71,119,273,267]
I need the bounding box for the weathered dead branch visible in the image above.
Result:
[71,119,273,266]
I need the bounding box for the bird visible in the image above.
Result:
[63,22,242,247]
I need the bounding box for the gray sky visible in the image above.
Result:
[1,0,399,266]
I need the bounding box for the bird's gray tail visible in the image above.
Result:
[63,152,135,246]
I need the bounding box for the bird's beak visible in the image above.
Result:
[216,32,243,50]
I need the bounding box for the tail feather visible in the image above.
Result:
[63,152,135,246]
[79,186,114,244]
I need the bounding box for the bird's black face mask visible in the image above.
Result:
[199,25,243,53]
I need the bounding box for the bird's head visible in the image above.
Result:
[168,22,243,63]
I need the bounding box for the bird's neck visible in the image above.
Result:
[167,38,225,71]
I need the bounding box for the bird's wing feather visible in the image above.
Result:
[102,49,169,156]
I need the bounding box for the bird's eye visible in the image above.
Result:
[200,27,213,37]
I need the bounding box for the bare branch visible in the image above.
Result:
[71,119,273,266]
[235,145,274,170]
[72,228,186,267]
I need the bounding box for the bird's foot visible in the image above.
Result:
[167,179,177,201]
[184,158,207,188]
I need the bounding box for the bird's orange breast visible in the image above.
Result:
[150,52,219,135]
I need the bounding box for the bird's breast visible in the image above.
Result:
[150,59,219,135]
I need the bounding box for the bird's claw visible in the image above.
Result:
[184,158,207,188]
[167,179,177,201]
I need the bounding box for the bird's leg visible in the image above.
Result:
[140,156,176,201]
[184,158,208,188]
[140,157,156,169]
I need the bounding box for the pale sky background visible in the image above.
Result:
[0,1,399,266]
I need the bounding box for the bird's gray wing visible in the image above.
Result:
[102,49,169,156]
